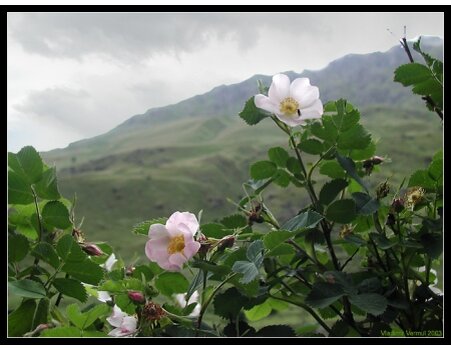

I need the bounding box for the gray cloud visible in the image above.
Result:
[14,87,93,132]
[8,13,327,62]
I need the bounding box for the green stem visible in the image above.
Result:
[269,294,331,333]
[30,187,43,277]
[55,273,69,306]
[196,273,237,332]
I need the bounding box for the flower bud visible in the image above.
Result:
[125,265,136,276]
[371,156,385,165]
[128,290,145,304]
[217,235,235,251]
[376,181,390,199]
[391,198,405,213]
[81,243,104,256]
[386,213,396,227]
[72,228,85,243]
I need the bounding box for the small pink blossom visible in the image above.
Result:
[106,305,137,337]
[145,211,201,271]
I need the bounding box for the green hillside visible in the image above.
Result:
[42,38,443,261]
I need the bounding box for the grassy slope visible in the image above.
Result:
[44,105,442,262]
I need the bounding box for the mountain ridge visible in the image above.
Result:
[54,36,442,154]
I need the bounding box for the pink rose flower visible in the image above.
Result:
[106,305,137,337]
[145,211,201,271]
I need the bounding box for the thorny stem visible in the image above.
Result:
[399,36,443,121]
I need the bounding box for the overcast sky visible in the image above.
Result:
[7,12,444,152]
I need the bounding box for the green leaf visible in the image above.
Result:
[336,154,369,193]
[268,147,289,167]
[394,63,443,109]
[132,217,167,235]
[263,230,295,249]
[331,101,360,131]
[56,234,86,263]
[349,293,387,316]
[32,242,60,269]
[8,146,44,184]
[42,200,71,229]
[244,300,272,321]
[41,326,81,337]
[200,222,232,239]
[319,160,346,179]
[191,260,231,277]
[337,124,371,150]
[65,304,86,329]
[8,170,34,205]
[352,192,380,215]
[246,240,264,264]
[32,298,50,330]
[286,157,302,175]
[220,214,248,229]
[408,169,436,191]
[239,97,271,126]
[428,159,443,182]
[305,282,346,308]
[99,280,126,292]
[8,233,29,263]
[254,325,296,337]
[350,141,376,161]
[326,199,357,224]
[250,160,277,180]
[214,287,248,319]
[267,243,295,257]
[62,260,104,285]
[298,139,324,155]
[310,117,338,142]
[273,169,291,188]
[281,211,324,232]
[319,179,348,206]
[83,304,110,329]
[53,278,88,302]
[34,166,60,200]
[9,279,47,299]
[8,299,36,336]
[155,272,189,297]
[232,261,260,284]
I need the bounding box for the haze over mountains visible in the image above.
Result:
[43,37,443,258]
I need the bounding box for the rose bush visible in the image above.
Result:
[7,37,442,338]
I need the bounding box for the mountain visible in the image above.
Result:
[42,37,443,259]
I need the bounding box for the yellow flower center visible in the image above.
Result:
[167,235,185,254]
[279,97,299,116]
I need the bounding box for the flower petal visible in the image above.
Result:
[121,316,137,333]
[108,328,127,337]
[299,99,324,120]
[168,252,187,268]
[145,238,170,262]
[107,305,126,328]
[166,211,199,236]
[294,86,320,108]
[275,114,306,127]
[97,291,112,303]
[268,73,290,102]
[102,253,117,272]
[148,223,169,239]
[254,94,278,114]
[183,240,201,259]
